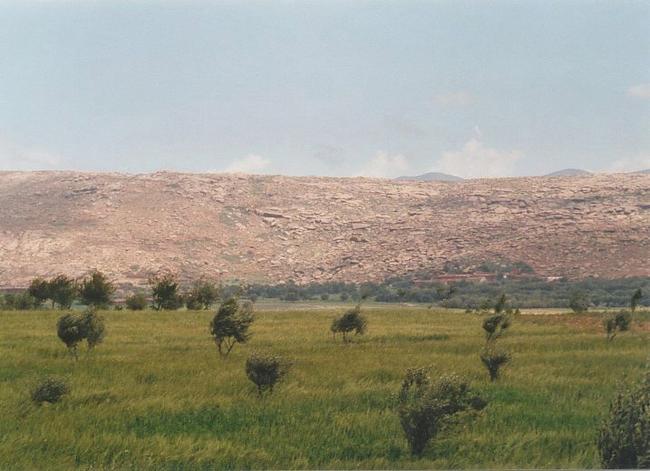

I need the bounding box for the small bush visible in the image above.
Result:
[569,291,589,313]
[81,308,106,349]
[331,304,367,342]
[604,311,632,341]
[482,314,511,341]
[480,349,511,381]
[598,369,649,468]
[209,297,254,356]
[245,352,291,396]
[396,368,486,456]
[31,377,69,404]
[185,279,220,310]
[125,292,148,310]
[56,308,106,356]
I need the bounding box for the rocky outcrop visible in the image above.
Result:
[0,171,648,288]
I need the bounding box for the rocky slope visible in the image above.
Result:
[0,171,648,288]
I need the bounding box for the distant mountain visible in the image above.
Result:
[544,168,592,177]
[396,172,463,182]
[635,169,650,174]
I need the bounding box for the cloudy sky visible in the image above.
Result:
[0,0,648,178]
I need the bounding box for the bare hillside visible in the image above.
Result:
[0,171,648,288]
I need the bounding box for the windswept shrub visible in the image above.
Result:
[482,314,511,341]
[569,291,589,314]
[125,292,148,310]
[56,308,106,357]
[81,308,106,349]
[631,288,643,313]
[603,311,632,341]
[149,273,183,310]
[79,270,115,307]
[245,352,291,397]
[49,275,77,309]
[598,369,649,468]
[185,279,220,310]
[209,297,254,356]
[396,368,487,456]
[480,349,511,381]
[31,377,69,405]
[330,304,367,342]
[28,277,50,306]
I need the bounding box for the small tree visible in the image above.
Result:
[185,279,220,310]
[482,314,511,341]
[245,352,291,397]
[28,277,50,306]
[57,313,86,358]
[480,348,511,381]
[31,377,69,405]
[209,297,254,356]
[396,368,486,456]
[49,275,77,309]
[569,291,589,314]
[80,308,106,349]
[125,292,148,310]
[598,369,649,469]
[79,270,115,307]
[149,273,183,310]
[603,311,632,341]
[631,288,643,313]
[330,304,367,342]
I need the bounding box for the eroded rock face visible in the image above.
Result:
[0,171,648,288]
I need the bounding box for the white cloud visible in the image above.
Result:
[0,136,63,170]
[605,154,650,173]
[434,137,522,178]
[223,154,271,174]
[627,84,650,99]
[359,151,409,178]
[434,90,475,106]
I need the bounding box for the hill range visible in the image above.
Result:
[0,171,648,289]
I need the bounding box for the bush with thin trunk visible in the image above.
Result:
[330,304,367,342]
[245,352,291,397]
[209,297,254,356]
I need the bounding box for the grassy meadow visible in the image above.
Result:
[0,306,648,469]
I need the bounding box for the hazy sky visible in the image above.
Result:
[0,0,648,178]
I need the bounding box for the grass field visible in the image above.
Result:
[0,306,648,469]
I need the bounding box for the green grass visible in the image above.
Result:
[0,307,647,469]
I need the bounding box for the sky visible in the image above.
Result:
[0,0,648,178]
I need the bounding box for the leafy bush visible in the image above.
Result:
[396,368,486,456]
[603,311,632,341]
[245,352,291,396]
[598,369,649,468]
[0,291,38,310]
[209,297,254,356]
[31,377,69,404]
[48,275,77,309]
[482,314,511,341]
[631,288,643,312]
[81,308,106,349]
[56,308,106,356]
[480,349,511,381]
[185,279,220,310]
[149,273,184,310]
[330,304,367,342]
[125,292,148,310]
[569,291,589,313]
[28,277,50,306]
[79,270,115,307]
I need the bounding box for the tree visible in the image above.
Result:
[209,297,254,356]
[482,314,511,341]
[245,353,291,397]
[330,304,367,342]
[603,311,632,341]
[149,273,183,310]
[569,291,589,314]
[48,275,77,309]
[56,308,106,357]
[185,279,220,310]
[79,270,115,307]
[631,288,643,313]
[480,349,511,381]
[28,277,50,306]
[598,369,649,468]
[81,308,106,349]
[396,368,486,456]
[125,292,148,310]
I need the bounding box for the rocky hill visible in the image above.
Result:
[0,171,648,289]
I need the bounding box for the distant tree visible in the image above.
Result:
[1,291,38,310]
[340,292,349,302]
[630,288,643,313]
[185,279,220,310]
[480,348,511,381]
[396,368,486,456]
[149,273,183,310]
[320,293,330,301]
[569,291,589,314]
[48,275,77,309]
[494,293,508,314]
[330,304,367,342]
[482,314,511,341]
[245,352,291,397]
[28,277,50,306]
[209,297,254,356]
[79,270,115,307]
[598,368,649,468]
[125,292,148,310]
[603,311,632,341]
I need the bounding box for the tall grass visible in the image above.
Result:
[0,307,647,469]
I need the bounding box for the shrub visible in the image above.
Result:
[149,273,183,310]
[482,314,511,341]
[330,304,367,342]
[49,274,77,309]
[209,297,254,356]
[598,369,649,468]
[31,377,69,405]
[185,279,220,310]
[81,308,106,349]
[1,291,38,310]
[245,352,291,397]
[603,311,632,341]
[28,277,50,306]
[79,270,115,307]
[480,349,511,381]
[631,288,643,312]
[396,368,486,456]
[125,292,148,310]
[569,291,589,313]
[56,308,106,356]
